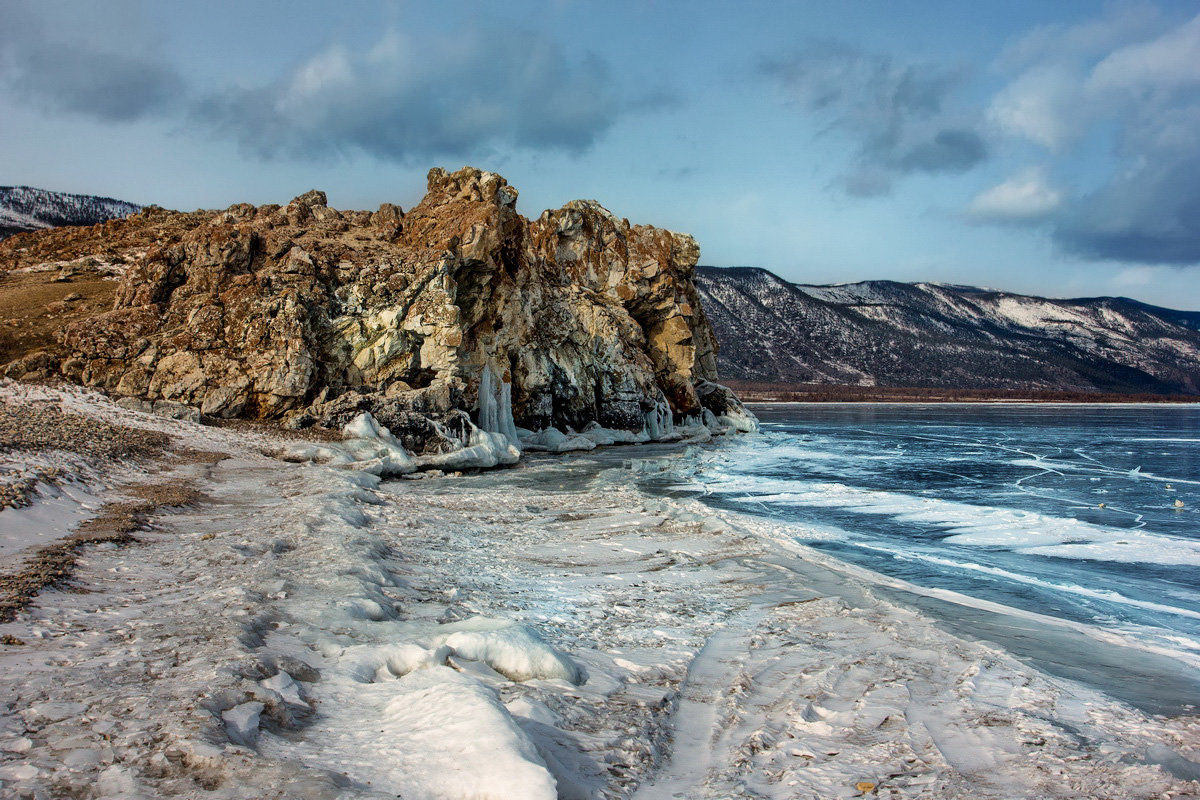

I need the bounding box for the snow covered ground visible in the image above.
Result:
[1,384,1198,799]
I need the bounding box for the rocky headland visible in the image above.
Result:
[0,167,754,465]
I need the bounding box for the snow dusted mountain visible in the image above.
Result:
[695,266,1200,395]
[0,186,140,240]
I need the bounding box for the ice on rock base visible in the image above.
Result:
[278,410,518,473]
[643,394,675,441]
[277,411,416,476]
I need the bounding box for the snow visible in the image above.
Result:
[0,186,140,236]
[426,617,587,685]
[362,666,558,800]
[0,382,1196,799]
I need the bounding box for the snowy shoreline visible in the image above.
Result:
[1,385,1199,798]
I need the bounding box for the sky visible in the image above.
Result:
[2,1,1200,309]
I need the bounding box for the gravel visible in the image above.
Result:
[0,398,170,461]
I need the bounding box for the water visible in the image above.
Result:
[653,403,1200,712]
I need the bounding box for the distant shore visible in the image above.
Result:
[724,381,1200,404]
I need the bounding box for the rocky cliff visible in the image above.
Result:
[696,266,1200,395]
[1,168,753,458]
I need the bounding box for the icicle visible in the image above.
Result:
[643,391,674,441]
[478,363,521,448]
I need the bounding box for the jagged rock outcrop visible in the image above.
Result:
[2,167,750,452]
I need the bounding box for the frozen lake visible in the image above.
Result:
[652,402,1200,715]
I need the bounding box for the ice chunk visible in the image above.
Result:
[415,426,521,470]
[276,412,416,475]
[520,427,596,452]
[427,617,586,685]
[715,409,760,433]
[222,701,264,746]
[277,410,518,473]
[644,393,674,440]
[340,413,418,475]
[579,421,650,446]
[260,671,306,707]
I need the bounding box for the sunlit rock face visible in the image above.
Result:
[28,167,742,445]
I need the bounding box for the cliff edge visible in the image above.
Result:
[1,167,753,461]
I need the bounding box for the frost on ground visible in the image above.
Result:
[0,384,1198,799]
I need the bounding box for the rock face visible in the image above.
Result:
[696,266,1200,395]
[5,168,745,446]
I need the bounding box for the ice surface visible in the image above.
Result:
[705,473,1200,567]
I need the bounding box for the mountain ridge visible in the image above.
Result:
[695,265,1200,395]
[0,186,141,240]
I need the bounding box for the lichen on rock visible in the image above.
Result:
[3,166,755,460]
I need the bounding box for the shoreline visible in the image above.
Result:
[724,382,1200,405]
[1,385,1198,797]
[747,399,1200,407]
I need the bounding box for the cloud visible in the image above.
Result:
[987,66,1082,150]
[1054,155,1200,264]
[0,3,633,164]
[761,42,987,195]
[968,167,1062,222]
[982,9,1200,265]
[0,2,185,121]
[198,28,624,162]
[994,4,1163,71]
[1087,12,1200,94]
[897,129,987,172]
[1109,265,1163,289]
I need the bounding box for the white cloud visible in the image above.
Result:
[986,66,1081,150]
[1088,13,1200,94]
[968,167,1062,222]
[983,10,1200,264]
[1109,265,1160,288]
[995,5,1162,71]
